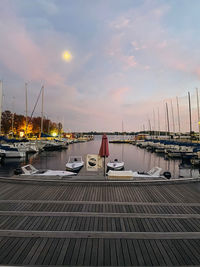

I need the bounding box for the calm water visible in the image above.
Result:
[0,135,200,178]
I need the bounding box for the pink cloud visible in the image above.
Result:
[124,56,137,68]
[0,3,71,90]
[110,87,130,103]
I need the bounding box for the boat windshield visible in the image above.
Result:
[147,167,162,176]
[22,164,38,175]
[68,156,82,163]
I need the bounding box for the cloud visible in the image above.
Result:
[110,87,130,103]
[1,0,200,132]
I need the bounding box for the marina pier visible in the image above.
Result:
[0,175,199,265]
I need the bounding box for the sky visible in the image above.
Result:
[1,0,200,132]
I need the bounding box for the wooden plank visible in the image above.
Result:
[83,238,93,266]
[132,240,145,266]
[76,238,87,265]
[70,238,81,266]
[90,238,98,266]
[0,238,17,262]
[42,238,60,265]
[29,238,48,265]
[0,238,24,264]
[22,237,42,264]
[1,199,200,207]
[56,238,70,265]
[1,230,200,239]
[63,238,76,265]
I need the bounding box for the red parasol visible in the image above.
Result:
[99,134,109,157]
[99,134,109,176]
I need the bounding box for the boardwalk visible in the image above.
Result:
[0,177,199,266]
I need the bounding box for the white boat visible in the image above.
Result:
[132,167,171,179]
[107,170,134,179]
[107,159,124,170]
[15,164,76,177]
[66,156,84,172]
[0,145,26,158]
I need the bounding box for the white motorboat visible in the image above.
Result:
[15,164,76,177]
[107,159,124,170]
[66,156,84,172]
[0,145,26,158]
[132,167,171,179]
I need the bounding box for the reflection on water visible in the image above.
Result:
[0,135,200,178]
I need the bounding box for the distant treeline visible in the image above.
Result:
[1,110,62,137]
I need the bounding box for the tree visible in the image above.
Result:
[1,110,12,134]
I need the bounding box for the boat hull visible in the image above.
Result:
[107,162,124,170]
[66,163,84,172]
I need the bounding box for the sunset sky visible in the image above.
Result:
[1,0,200,132]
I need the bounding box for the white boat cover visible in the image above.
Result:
[21,164,76,177]
[132,167,162,178]
[107,170,133,179]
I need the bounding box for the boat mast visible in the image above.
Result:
[176,96,181,134]
[171,99,175,133]
[157,107,160,139]
[196,88,200,140]
[188,92,192,135]
[166,102,170,136]
[121,120,124,161]
[143,124,145,133]
[11,97,15,138]
[148,119,151,136]
[0,80,2,135]
[41,85,44,136]
[25,83,28,138]
[153,108,155,137]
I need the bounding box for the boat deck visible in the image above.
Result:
[0,177,199,266]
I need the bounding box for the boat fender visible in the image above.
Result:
[163,171,171,179]
[14,167,23,175]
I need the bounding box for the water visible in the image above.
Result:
[0,135,200,178]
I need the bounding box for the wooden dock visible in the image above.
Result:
[0,176,199,266]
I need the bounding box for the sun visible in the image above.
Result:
[62,51,72,62]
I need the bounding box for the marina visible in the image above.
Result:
[0,135,199,265]
[1,135,200,179]
[1,0,200,265]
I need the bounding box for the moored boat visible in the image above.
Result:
[107,159,124,170]
[15,164,76,177]
[66,156,84,172]
[132,167,171,179]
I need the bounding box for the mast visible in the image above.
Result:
[11,97,15,138]
[121,120,124,161]
[157,107,160,139]
[148,119,151,136]
[166,102,170,135]
[188,92,192,135]
[196,88,200,140]
[171,99,175,133]
[153,108,155,137]
[0,80,2,135]
[41,85,44,136]
[176,96,181,133]
[25,83,28,138]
